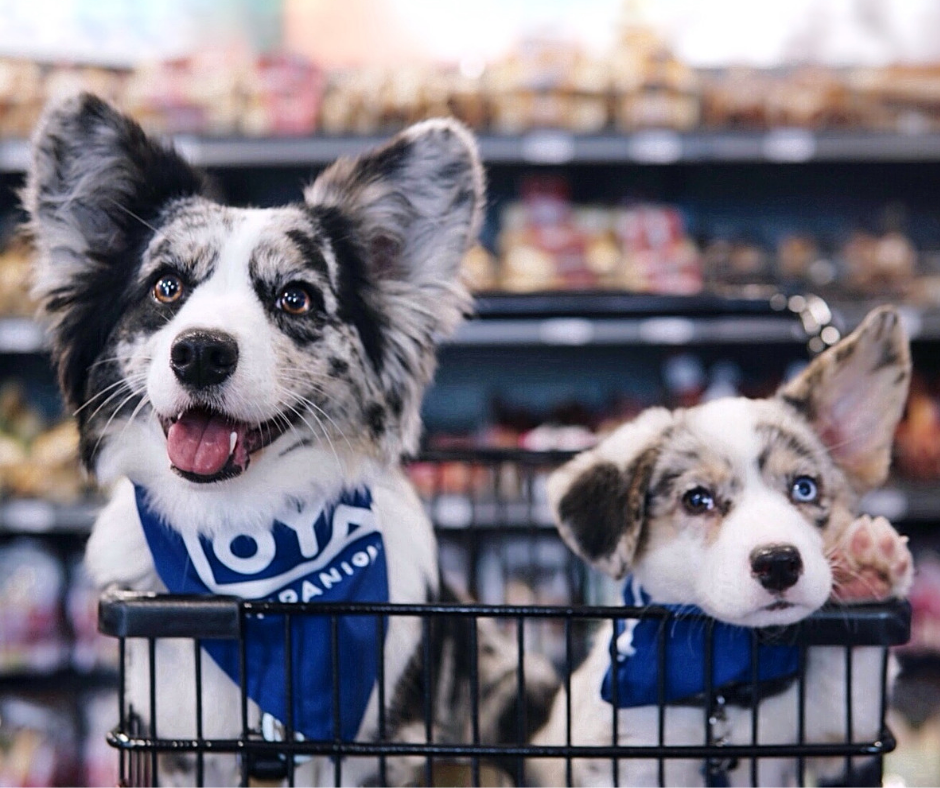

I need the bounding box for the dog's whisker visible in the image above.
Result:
[90,390,144,459]
[282,401,346,478]
[82,381,141,422]
[86,353,131,371]
[268,380,353,447]
[78,382,146,416]
[283,393,355,455]
[74,378,135,416]
[117,395,153,443]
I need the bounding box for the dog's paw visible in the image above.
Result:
[830,515,913,602]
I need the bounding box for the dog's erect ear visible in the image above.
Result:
[23,93,206,409]
[778,306,911,492]
[305,118,483,340]
[547,408,672,579]
[304,118,484,455]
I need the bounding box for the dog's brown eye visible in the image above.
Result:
[277,284,312,315]
[153,274,184,304]
[682,486,716,515]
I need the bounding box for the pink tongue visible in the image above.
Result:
[167,410,240,477]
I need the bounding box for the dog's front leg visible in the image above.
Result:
[85,478,162,592]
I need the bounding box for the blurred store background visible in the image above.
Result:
[0,1,940,784]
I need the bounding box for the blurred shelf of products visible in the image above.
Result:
[0,0,939,785]
[2,4,940,142]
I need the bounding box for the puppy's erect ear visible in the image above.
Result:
[778,306,911,492]
[23,93,206,409]
[547,408,672,579]
[304,118,484,454]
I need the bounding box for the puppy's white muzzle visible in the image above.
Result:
[698,493,832,627]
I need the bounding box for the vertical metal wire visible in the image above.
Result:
[194,640,205,787]
[609,616,620,787]
[495,463,509,608]
[119,638,127,787]
[750,630,759,787]
[285,614,295,787]
[796,645,807,786]
[376,614,388,786]
[568,548,583,607]
[877,646,891,780]
[516,613,527,786]
[422,615,433,787]
[564,617,573,788]
[844,646,854,783]
[130,712,140,788]
[331,614,342,788]
[468,462,481,601]
[703,621,714,788]
[138,708,149,788]
[240,610,249,788]
[469,615,481,787]
[148,637,159,788]
[524,463,538,618]
[657,619,666,788]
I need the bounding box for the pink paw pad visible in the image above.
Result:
[830,515,914,603]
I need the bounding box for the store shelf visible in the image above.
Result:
[0,294,811,353]
[451,291,815,347]
[450,314,812,346]
[4,129,940,173]
[832,301,940,342]
[13,296,940,351]
[19,291,940,349]
[863,483,940,524]
[427,495,554,530]
[0,666,117,693]
[480,129,940,165]
[428,479,940,530]
[0,318,47,353]
[0,476,935,536]
[0,499,99,535]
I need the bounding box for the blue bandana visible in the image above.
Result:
[135,485,388,742]
[601,577,800,708]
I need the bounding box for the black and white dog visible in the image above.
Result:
[530,307,914,786]
[25,94,554,785]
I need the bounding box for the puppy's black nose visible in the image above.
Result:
[170,330,239,389]
[750,544,803,592]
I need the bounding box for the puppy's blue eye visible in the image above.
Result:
[277,284,312,315]
[153,274,183,304]
[791,475,819,503]
[682,486,716,515]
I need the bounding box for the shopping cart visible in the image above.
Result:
[98,449,911,787]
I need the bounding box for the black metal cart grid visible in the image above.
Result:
[99,593,910,788]
[97,446,910,788]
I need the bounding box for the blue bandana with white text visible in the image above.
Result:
[601,577,800,708]
[135,485,388,742]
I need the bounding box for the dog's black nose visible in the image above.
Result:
[170,330,239,389]
[750,544,803,592]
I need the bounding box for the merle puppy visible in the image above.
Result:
[530,307,914,787]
